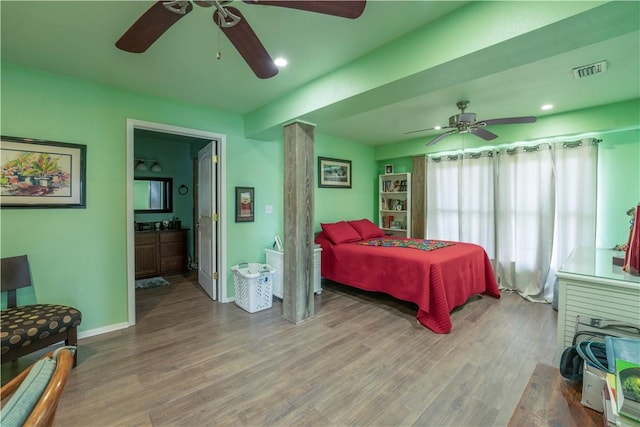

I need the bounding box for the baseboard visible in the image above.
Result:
[77,322,129,340]
[76,299,239,339]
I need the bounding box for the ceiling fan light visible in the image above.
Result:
[434,125,442,130]
[541,104,554,111]
[274,57,288,67]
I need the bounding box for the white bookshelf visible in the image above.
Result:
[379,172,411,237]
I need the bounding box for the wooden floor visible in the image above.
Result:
[2,272,559,427]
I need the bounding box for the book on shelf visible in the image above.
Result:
[606,372,640,427]
[617,358,640,422]
[381,179,401,192]
[385,215,394,229]
[605,379,617,427]
[386,198,393,210]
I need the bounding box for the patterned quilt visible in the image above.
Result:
[358,237,454,251]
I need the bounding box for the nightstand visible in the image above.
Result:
[265,246,322,299]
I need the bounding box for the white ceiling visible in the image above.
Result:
[2,1,639,146]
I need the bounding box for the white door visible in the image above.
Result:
[198,142,217,300]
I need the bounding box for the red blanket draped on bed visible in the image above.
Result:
[315,232,500,333]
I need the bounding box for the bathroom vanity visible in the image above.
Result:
[135,229,188,279]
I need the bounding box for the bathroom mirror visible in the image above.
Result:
[134,177,173,213]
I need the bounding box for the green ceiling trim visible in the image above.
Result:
[244,1,611,140]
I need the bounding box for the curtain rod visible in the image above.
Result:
[427,138,601,160]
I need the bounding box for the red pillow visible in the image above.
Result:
[320,221,362,244]
[348,219,385,239]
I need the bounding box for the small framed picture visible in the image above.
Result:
[318,157,352,189]
[385,164,394,174]
[235,186,254,222]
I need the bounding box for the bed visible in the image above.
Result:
[315,219,500,333]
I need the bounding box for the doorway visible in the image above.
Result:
[126,119,228,326]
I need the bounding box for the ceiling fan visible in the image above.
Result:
[115,0,366,79]
[406,101,537,146]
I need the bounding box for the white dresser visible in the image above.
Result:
[265,246,322,299]
[555,247,640,363]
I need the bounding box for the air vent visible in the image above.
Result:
[572,61,608,79]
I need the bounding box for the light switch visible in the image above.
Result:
[265,205,273,214]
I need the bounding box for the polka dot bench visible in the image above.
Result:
[1,304,82,367]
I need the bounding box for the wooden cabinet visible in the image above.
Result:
[135,230,188,279]
[555,247,640,364]
[379,172,411,237]
[134,233,158,278]
[159,231,187,275]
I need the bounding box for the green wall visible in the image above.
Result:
[0,62,375,332]
[314,133,377,228]
[596,129,640,248]
[2,60,637,335]
[227,137,284,269]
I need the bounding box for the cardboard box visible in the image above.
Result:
[582,360,606,412]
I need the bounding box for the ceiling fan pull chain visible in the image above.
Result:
[216,12,222,60]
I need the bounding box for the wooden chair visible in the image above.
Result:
[0,348,74,427]
[1,255,82,367]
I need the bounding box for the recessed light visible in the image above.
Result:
[541,104,554,111]
[274,57,288,67]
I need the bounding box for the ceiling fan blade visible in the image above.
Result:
[470,127,498,141]
[116,2,193,53]
[479,116,537,126]
[405,127,434,135]
[426,130,457,146]
[405,125,453,135]
[213,6,278,79]
[242,1,366,19]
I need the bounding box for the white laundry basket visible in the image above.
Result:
[231,263,275,313]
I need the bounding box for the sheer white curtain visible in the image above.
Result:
[426,151,496,258]
[548,141,598,304]
[426,154,461,241]
[425,139,599,304]
[495,145,555,302]
[459,151,496,259]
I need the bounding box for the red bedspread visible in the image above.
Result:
[315,233,500,333]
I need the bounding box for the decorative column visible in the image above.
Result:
[411,155,426,239]
[282,120,315,323]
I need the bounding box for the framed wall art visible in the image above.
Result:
[1,136,86,208]
[235,186,254,222]
[318,157,352,189]
[385,164,394,174]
